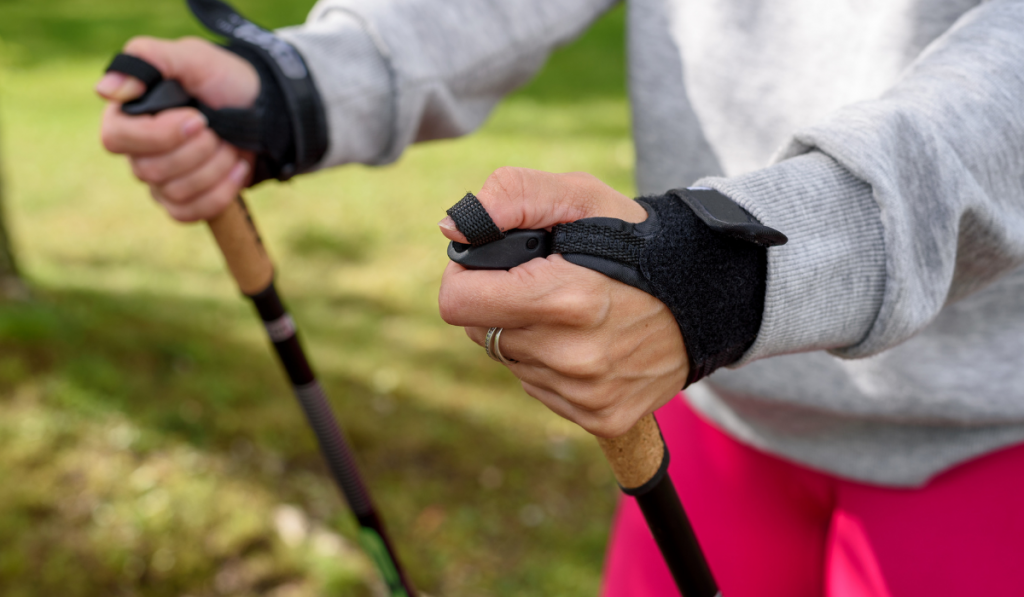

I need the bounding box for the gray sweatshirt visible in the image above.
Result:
[278,0,1024,487]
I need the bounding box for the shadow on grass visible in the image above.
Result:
[0,287,616,596]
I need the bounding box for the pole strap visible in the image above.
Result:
[186,0,328,179]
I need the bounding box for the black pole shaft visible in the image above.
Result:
[249,282,416,596]
[633,473,719,597]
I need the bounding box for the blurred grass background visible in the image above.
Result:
[0,1,634,595]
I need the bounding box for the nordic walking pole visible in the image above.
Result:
[598,414,719,597]
[449,229,720,597]
[207,196,416,597]
[106,74,417,597]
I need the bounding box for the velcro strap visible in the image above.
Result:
[447,193,506,246]
[106,54,163,90]
[552,220,646,269]
[187,0,327,175]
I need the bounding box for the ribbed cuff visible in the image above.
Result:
[278,9,394,169]
[695,151,886,365]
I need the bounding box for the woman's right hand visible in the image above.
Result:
[97,36,261,222]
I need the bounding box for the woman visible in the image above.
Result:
[98,0,1024,593]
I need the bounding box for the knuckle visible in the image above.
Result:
[561,177,601,215]
[563,171,600,185]
[131,158,165,183]
[586,416,632,439]
[176,36,218,60]
[100,127,119,153]
[99,110,126,153]
[553,347,608,380]
[169,206,199,223]
[177,36,210,51]
[198,129,220,150]
[159,181,190,204]
[520,382,554,407]
[205,186,237,217]
[123,36,156,56]
[482,166,526,202]
[437,286,462,325]
[547,287,608,327]
[158,196,193,223]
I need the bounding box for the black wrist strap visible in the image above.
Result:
[106,0,328,184]
[186,0,328,177]
[551,190,784,384]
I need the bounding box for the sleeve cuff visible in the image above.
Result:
[277,8,395,168]
[695,151,887,365]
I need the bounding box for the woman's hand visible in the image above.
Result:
[438,167,689,438]
[97,36,260,222]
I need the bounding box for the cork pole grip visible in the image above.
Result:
[596,413,666,490]
[206,196,274,296]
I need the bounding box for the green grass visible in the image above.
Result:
[0,1,632,595]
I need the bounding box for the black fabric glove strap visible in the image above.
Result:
[107,0,327,185]
[186,0,328,181]
[219,43,298,183]
[551,188,786,385]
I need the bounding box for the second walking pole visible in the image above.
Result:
[446,215,721,597]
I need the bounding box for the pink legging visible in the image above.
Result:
[601,395,1024,596]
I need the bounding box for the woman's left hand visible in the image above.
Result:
[438,167,689,438]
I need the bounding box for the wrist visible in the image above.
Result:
[545,188,780,385]
[639,191,769,384]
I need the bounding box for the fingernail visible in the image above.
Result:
[95,72,126,96]
[181,114,208,138]
[229,160,250,184]
[438,216,457,231]
[118,78,146,101]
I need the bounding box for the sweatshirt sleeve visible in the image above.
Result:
[276,0,618,169]
[695,0,1024,366]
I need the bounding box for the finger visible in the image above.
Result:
[130,129,220,185]
[516,366,620,413]
[101,103,207,155]
[465,326,487,347]
[518,379,619,436]
[122,36,259,109]
[95,72,147,102]
[521,379,587,420]
[491,327,542,366]
[155,160,249,222]
[439,255,612,328]
[157,141,239,204]
[445,168,648,242]
[465,326,544,367]
[520,379,638,439]
[438,216,468,244]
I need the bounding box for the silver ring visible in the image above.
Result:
[485,327,501,362]
[492,327,518,365]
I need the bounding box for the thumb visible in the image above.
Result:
[438,167,647,243]
[97,36,259,110]
[96,36,184,103]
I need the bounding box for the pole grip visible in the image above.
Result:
[600,413,720,597]
[207,195,274,295]
[596,413,666,491]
